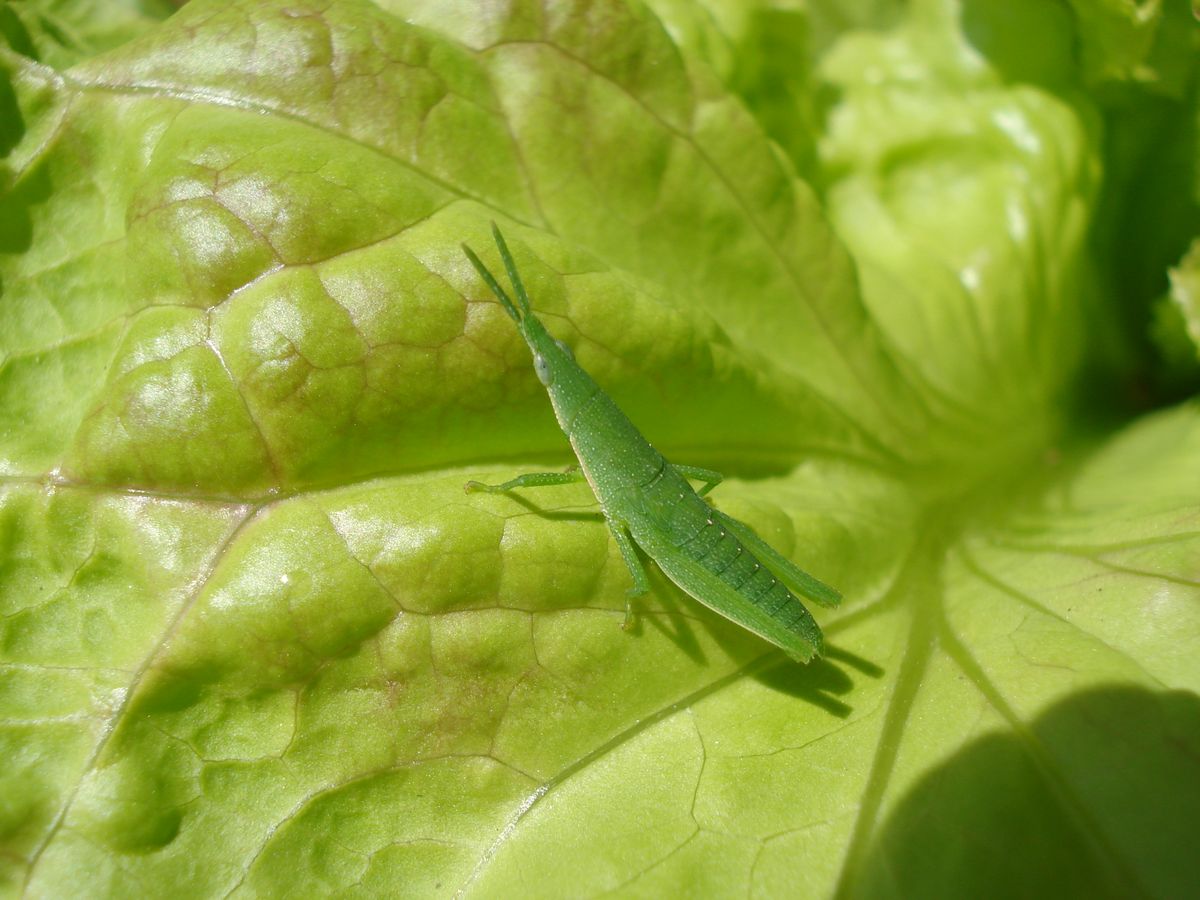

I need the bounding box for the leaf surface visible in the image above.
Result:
[1,0,1197,896]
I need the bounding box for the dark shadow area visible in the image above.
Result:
[960,1,1200,410]
[727,7,819,177]
[823,644,885,679]
[478,490,605,524]
[847,685,1200,898]
[0,47,27,161]
[726,2,904,181]
[754,653,855,718]
[960,0,1077,89]
[0,146,49,258]
[628,577,708,667]
[0,5,38,63]
[748,641,886,719]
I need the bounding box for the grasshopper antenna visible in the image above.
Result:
[491,223,533,317]
[462,240,522,323]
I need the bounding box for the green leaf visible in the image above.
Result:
[0,0,174,68]
[1,0,1197,896]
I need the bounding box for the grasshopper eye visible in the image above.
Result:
[554,339,574,360]
[534,354,554,385]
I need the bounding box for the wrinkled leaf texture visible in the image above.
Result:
[1,0,1198,897]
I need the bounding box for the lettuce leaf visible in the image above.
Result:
[1,0,1197,896]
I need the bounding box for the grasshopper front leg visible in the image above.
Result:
[464,468,585,493]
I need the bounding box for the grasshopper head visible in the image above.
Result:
[461,223,533,325]
[462,223,569,371]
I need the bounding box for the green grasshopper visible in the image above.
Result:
[462,226,841,661]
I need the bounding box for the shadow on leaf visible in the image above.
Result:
[848,685,1200,898]
[749,642,885,718]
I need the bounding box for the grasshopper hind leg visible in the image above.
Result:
[464,468,585,493]
[711,509,841,608]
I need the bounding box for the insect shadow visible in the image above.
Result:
[485,490,710,659]
[476,487,875,701]
[623,571,708,664]
[751,645,884,718]
[483,489,607,524]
